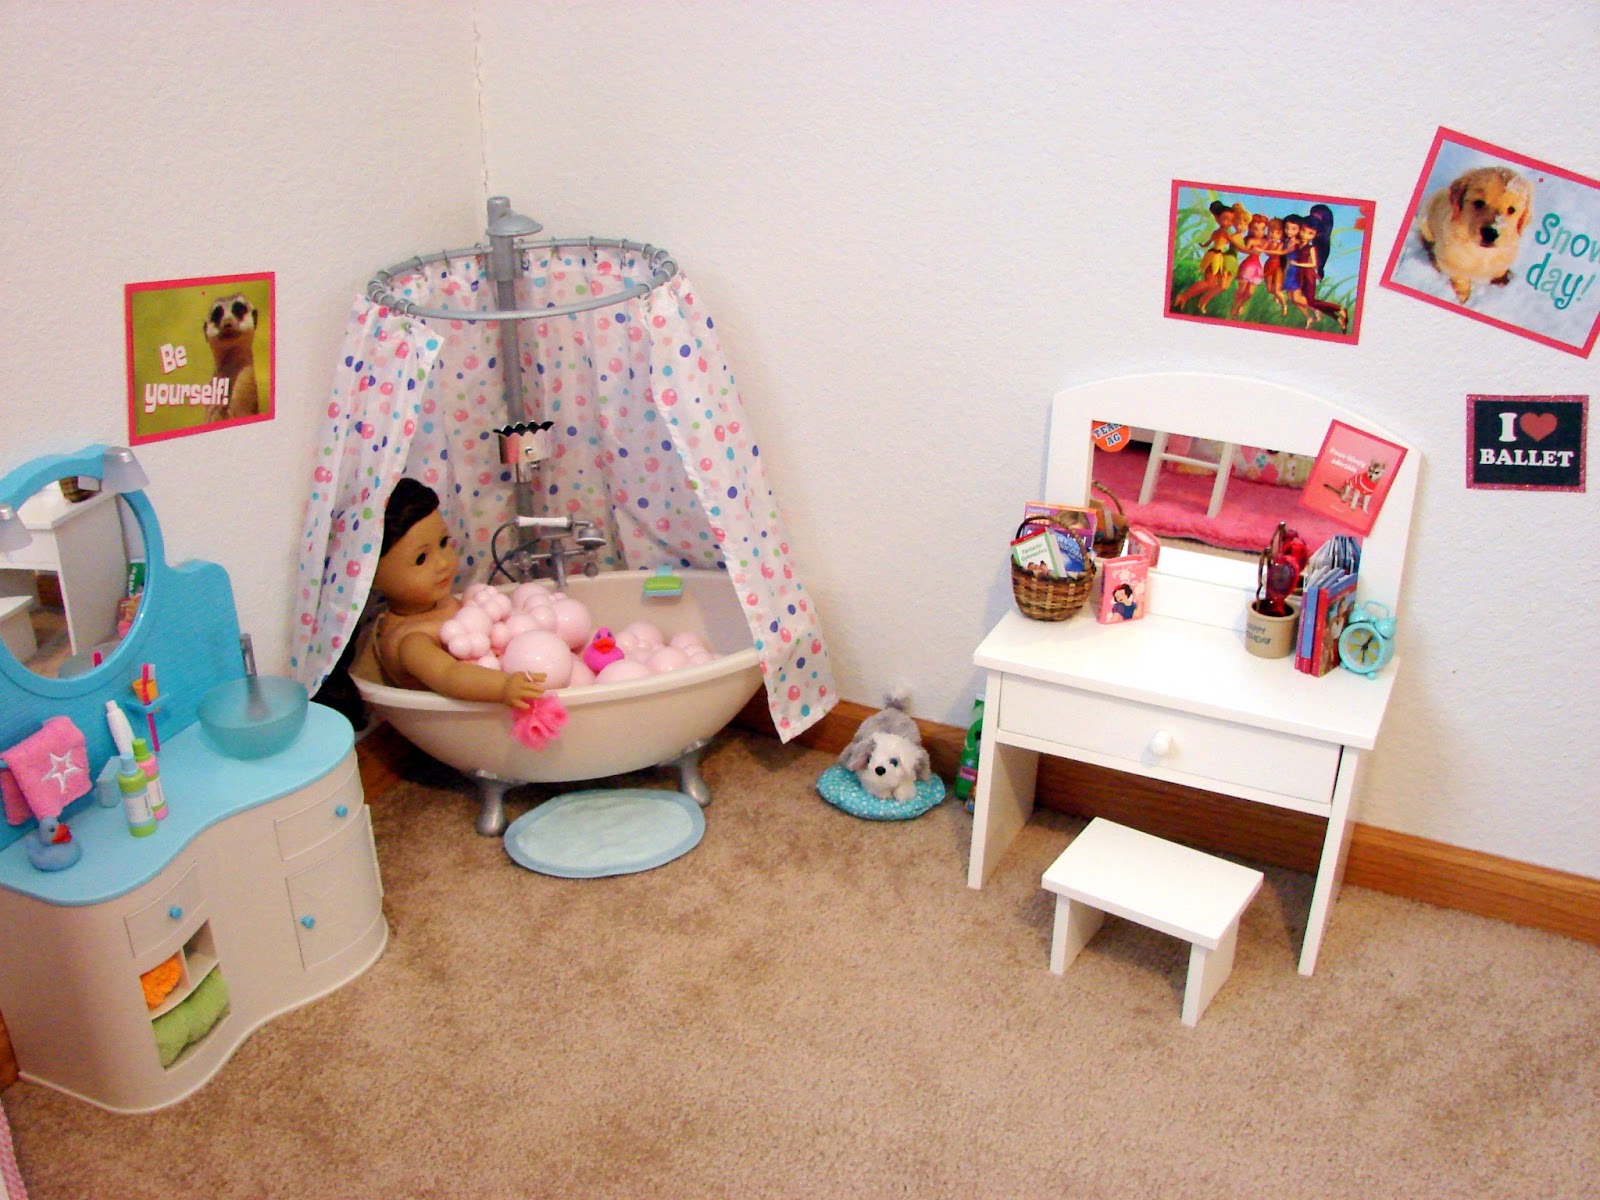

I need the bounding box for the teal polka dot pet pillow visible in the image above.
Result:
[816,763,946,821]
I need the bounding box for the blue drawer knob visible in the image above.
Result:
[300,915,316,929]
[334,805,349,818]
[168,906,183,920]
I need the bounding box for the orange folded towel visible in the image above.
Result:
[140,954,183,1009]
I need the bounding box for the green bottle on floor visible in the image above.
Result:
[954,696,984,812]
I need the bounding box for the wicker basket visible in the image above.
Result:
[1090,481,1128,554]
[57,477,94,504]
[1010,518,1096,621]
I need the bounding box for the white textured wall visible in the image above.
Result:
[474,1,1599,877]
[0,0,483,684]
[2,2,1595,880]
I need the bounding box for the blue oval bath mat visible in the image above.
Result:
[503,788,705,878]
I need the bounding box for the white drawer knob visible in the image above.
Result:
[1147,730,1173,758]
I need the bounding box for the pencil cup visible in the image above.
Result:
[1245,599,1299,659]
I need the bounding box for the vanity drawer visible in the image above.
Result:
[124,863,206,958]
[286,810,384,970]
[1000,678,1340,810]
[274,761,365,861]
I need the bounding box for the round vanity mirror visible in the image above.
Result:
[0,480,142,680]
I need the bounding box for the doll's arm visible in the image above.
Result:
[392,631,546,708]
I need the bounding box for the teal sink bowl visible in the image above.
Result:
[197,676,308,759]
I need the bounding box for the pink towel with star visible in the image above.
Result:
[1,716,91,823]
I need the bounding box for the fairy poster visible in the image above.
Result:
[1165,181,1375,344]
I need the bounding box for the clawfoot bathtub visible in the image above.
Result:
[352,570,763,835]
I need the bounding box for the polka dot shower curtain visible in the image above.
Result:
[291,247,834,741]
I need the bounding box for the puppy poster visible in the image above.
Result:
[1300,420,1409,536]
[1165,180,1375,343]
[126,272,274,443]
[1382,128,1600,357]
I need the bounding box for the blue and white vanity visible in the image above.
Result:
[0,446,385,1112]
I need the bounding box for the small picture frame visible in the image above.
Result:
[1466,395,1587,492]
[1300,420,1409,536]
[1381,127,1600,358]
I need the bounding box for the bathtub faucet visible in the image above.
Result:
[511,515,606,587]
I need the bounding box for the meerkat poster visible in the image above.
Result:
[125,272,274,443]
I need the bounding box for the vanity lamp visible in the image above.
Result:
[0,447,147,552]
[0,505,28,553]
[99,446,150,494]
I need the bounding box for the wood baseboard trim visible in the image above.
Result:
[736,698,1600,947]
[0,1012,16,1091]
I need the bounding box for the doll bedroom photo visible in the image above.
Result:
[0,3,1596,1199]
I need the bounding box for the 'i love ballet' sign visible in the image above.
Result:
[1466,395,1587,491]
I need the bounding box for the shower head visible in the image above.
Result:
[486,196,543,240]
[486,196,543,286]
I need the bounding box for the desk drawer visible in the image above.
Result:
[1000,678,1339,809]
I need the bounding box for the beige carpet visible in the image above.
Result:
[5,729,1598,1199]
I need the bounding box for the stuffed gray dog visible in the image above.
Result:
[839,692,933,801]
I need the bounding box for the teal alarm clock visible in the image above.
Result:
[1338,601,1396,679]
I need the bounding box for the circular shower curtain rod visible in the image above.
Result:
[367,235,679,322]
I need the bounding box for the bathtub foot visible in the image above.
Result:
[471,772,517,836]
[670,738,713,808]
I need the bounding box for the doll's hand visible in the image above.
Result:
[501,670,547,710]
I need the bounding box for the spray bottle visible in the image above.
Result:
[132,736,168,820]
[117,753,158,837]
[954,696,985,812]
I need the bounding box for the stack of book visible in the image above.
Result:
[1294,535,1362,676]
[1011,502,1096,577]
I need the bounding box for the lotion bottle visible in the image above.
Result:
[131,736,168,820]
[118,754,157,837]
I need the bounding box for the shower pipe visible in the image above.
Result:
[364,196,680,568]
[365,196,678,485]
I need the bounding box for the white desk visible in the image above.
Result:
[0,486,128,657]
[967,608,1399,976]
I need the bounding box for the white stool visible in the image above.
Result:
[1138,432,1237,520]
[1042,818,1263,1026]
[0,595,35,663]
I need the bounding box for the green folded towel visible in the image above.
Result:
[151,968,230,1068]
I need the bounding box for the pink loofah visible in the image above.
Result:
[509,694,569,749]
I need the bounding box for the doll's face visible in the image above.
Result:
[374,510,457,615]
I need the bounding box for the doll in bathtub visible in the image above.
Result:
[367,478,547,711]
